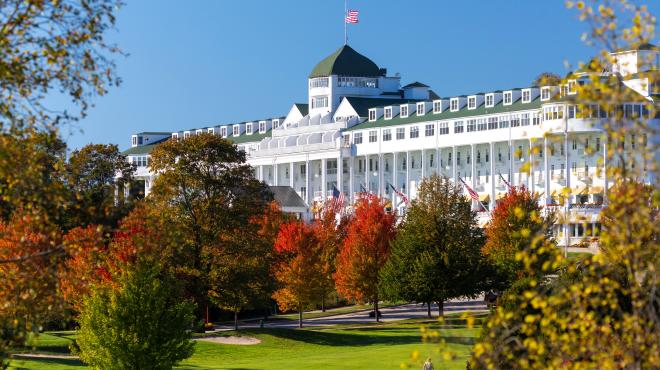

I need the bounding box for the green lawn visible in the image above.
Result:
[9,315,483,370]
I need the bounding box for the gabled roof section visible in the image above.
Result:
[343,97,420,117]
[270,186,307,209]
[122,137,170,155]
[403,81,429,88]
[309,45,385,78]
[294,103,309,116]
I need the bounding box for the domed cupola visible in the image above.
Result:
[309,45,385,78]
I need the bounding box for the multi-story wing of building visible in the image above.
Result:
[122,43,660,247]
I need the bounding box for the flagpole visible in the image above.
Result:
[344,0,347,45]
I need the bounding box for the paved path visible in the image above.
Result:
[212,298,487,331]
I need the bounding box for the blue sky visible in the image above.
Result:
[63,0,659,151]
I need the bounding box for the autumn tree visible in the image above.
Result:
[64,144,135,230]
[59,226,106,311]
[335,195,396,322]
[481,185,556,290]
[149,133,273,321]
[533,72,562,87]
[380,175,486,317]
[272,221,323,328]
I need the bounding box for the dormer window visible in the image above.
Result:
[541,87,551,101]
[433,100,442,113]
[207,128,214,134]
[233,126,240,136]
[467,96,476,109]
[416,103,425,116]
[272,119,280,129]
[184,132,191,139]
[368,109,376,121]
[246,123,253,134]
[568,80,576,94]
[522,89,531,103]
[450,98,459,112]
[503,92,512,105]
[384,107,393,120]
[400,105,408,118]
[132,136,137,146]
[196,129,203,135]
[220,127,228,137]
[259,121,266,133]
[485,94,494,107]
[172,133,179,140]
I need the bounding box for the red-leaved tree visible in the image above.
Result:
[334,195,396,322]
[272,220,322,328]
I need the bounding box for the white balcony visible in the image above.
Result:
[248,141,340,158]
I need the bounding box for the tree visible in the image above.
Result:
[149,133,273,321]
[64,144,135,230]
[481,185,555,289]
[533,72,561,87]
[272,221,322,328]
[380,175,486,317]
[76,262,195,370]
[334,195,396,322]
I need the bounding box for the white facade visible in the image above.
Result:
[123,44,660,247]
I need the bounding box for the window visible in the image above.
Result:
[511,114,520,127]
[533,113,541,125]
[429,153,434,167]
[272,120,280,129]
[396,128,405,140]
[595,137,601,152]
[522,89,531,103]
[487,117,498,130]
[425,124,435,137]
[467,119,476,132]
[400,105,408,118]
[132,156,149,167]
[233,126,240,136]
[172,133,179,140]
[353,132,363,144]
[521,113,530,126]
[410,126,419,138]
[477,151,481,163]
[246,123,253,134]
[450,98,459,112]
[401,156,406,170]
[337,77,378,88]
[457,152,461,165]
[259,122,266,133]
[311,96,328,109]
[468,96,476,109]
[433,100,442,113]
[518,145,523,160]
[572,140,577,150]
[343,134,350,146]
[384,107,392,119]
[369,109,376,121]
[454,120,464,134]
[184,132,190,139]
[132,136,137,146]
[485,94,494,107]
[221,127,228,137]
[503,92,512,105]
[541,87,551,100]
[438,122,449,135]
[568,80,576,94]
[309,77,329,88]
[382,129,392,141]
[474,118,484,131]
[369,130,377,143]
[417,103,425,115]
[499,116,509,128]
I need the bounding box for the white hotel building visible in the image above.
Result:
[122,44,659,246]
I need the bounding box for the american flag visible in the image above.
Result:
[499,173,513,191]
[332,185,345,211]
[388,183,409,206]
[345,9,359,24]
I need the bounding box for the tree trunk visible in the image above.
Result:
[234,310,238,331]
[437,300,444,318]
[427,302,432,318]
[298,303,303,328]
[374,299,379,323]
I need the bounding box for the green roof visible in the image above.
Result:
[122,137,170,155]
[309,45,384,78]
[345,96,543,132]
[344,97,419,117]
[228,130,271,144]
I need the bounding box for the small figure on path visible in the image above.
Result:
[422,357,434,370]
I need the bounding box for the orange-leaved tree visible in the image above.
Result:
[272,220,323,328]
[334,195,397,322]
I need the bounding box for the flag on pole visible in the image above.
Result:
[331,185,345,212]
[499,173,513,191]
[459,177,488,212]
[388,183,409,206]
[345,9,359,23]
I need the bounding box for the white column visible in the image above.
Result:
[378,154,384,197]
[406,151,411,196]
[471,144,476,210]
[366,155,371,193]
[452,146,457,182]
[564,132,571,249]
[337,156,343,194]
[565,133,571,190]
[273,162,279,186]
[529,139,534,193]
[544,136,551,205]
[289,162,294,188]
[421,149,426,180]
[259,165,264,182]
[392,152,398,211]
[349,156,354,203]
[436,147,441,175]
[305,160,310,205]
[508,140,514,183]
[602,135,608,204]
[321,158,327,201]
[490,142,496,211]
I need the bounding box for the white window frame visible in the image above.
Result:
[425,123,435,137]
[131,136,137,146]
[450,98,459,112]
[568,80,577,94]
[433,100,442,113]
[382,129,392,141]
[246,123,253,134]
[522,89,531,103]
[259,121,266,133]
[400,105,408,118]
[184,132,191,139]
[233,125,240,136]
[196,129,203,135]
[368,130,377,143]
[485,94,494,108]
[503,91,513,105]
[353,132,363,144]
[220,127,228,137]
[396,127,405,140]
[207,127,215,134]
[410,126,419,139]
[172,133,179,140]
[541,87,551,101]
[384,107,393,120]
[438,122,449,135]
[467,96,476,110]
[368,109,376,121]
[416,103,425,116]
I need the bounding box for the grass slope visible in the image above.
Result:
[9,317,481,370]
